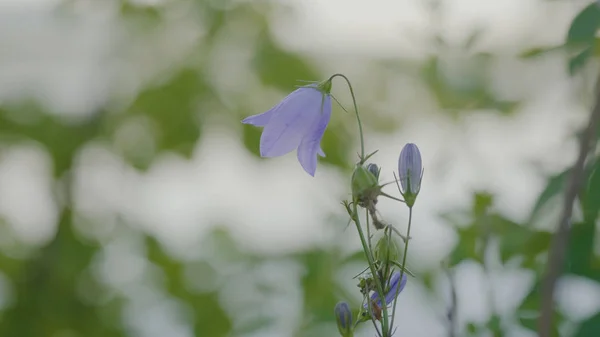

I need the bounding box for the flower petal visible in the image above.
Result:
[383,272,408,305]
[242,108,276,127]
[296,96,332,176]
[366,271,408,308]
[260,87,326,158]
[318,146,326,158]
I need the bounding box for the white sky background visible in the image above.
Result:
[0,0,600,337]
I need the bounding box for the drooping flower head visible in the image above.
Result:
[242,80,332,176]
[334,301,354,337]
[397,143,422,206]
[364,271,408,309]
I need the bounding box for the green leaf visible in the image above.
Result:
[566,4,600,75]
[565,221,597,278]
[569,46,593,75]
[448,225,481,265]
[574,311,600,337]
[582,157,600,222]
[128,69,205,159]
[528,169,570,224]
[492,216,551,267]
[298,250,339,322]
[253,32,320,90]
[487,314,503,336]
[567,4,600,45]
[519,45,565,59]
[420,55,520,115]
[518,282,561,337]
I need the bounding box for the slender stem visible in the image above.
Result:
[330,73,365,162]
[390,206,413,332]
[538,73,600,336]
[365,213,383,337]
[366,204,373,258]
[351,201,389,335]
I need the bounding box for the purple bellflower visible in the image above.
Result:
[242,81,332,176]
[365,271,408,309]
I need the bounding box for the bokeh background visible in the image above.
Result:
[1,0,599,336]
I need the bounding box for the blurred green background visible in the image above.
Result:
[0,0,599,336]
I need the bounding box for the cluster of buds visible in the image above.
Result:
[336,143,422,336]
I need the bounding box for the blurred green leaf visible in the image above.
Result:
[298,250,339,323]
[421,55,519,115]
[582,157,600,222]
[0,211,115,337]
[574,311,600,337]
[253,32,320,90]
[518,281,561,337]
[128,69,206,160]
[487,314,503,337]
[0,106,105,176]
[449,225,481,265]
[145,236,232,337]
[528,168,569,224]
[569,46,593,75]
[567,4,600,45]
[519,45,565,59]
[319,124,352,171]
[565,221,598,278]
[566,4,600,75]
[490,215,551,267]
[120,0,162,26]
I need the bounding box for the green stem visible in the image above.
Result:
[389,206,413,332]
[351,201,389,336]
[364,214,383,337]
[330,73,365,162]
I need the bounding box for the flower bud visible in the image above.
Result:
[334,301,354,337]
[374,236,399,266]
[351,164,378,200]
[398,143,422,206]
[366,163,380,180]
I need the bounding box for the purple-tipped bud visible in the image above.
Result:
[398,143,422,205]
[366,163,380,180]
[334,301,353,337]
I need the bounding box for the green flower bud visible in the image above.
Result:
[351,164,378,200]
[374,237,399,265]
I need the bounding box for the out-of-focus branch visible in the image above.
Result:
[444,268,457,337]
[538,74,600,337]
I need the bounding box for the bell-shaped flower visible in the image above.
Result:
[398,143,422,206]
[366,271,408,308]
[242,81,332,176]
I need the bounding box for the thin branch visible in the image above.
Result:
[538,73,600,337]
[445,268,458,337]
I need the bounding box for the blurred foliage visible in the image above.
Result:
[0,1,599,337]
